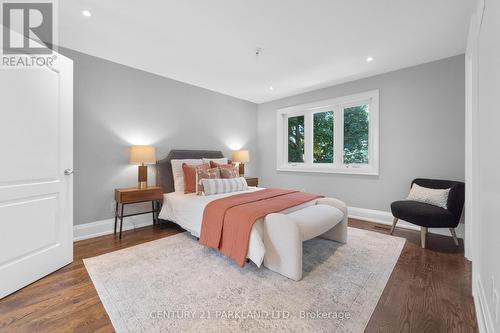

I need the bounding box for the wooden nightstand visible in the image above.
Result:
[245,177,259,187]
[114,186,163,239]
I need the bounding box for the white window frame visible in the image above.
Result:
[276,90,379,175]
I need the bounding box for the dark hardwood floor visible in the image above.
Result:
[350,219,478,333]
[0,219,477,333]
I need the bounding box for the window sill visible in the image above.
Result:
[276,167,379,176]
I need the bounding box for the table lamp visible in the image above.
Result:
[129,145,156,189]
[231,150,250,176]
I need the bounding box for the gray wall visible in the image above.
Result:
[61,48,258,225]
[65,48,465,225]
[257,55,465,212]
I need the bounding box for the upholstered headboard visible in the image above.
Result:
[156,149,225,193]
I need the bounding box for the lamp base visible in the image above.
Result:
[238,163,245,177]
[138,165,148,189]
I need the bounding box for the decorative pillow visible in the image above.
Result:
[201,177,248,195]
[171,159,203,192]
[203,158,228,166]
[220,165,239,178]
[182,163,209,194]
[196,166,220,195]
[209,160,236,169]
[407,183,451,209]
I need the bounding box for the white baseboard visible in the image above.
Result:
[73,215,153,242]
[73,206,464,242]
[348,206,465,239]
[474,274,495,333]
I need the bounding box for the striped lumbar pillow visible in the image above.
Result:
[201,177,248,195]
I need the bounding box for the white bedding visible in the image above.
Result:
[158,188,316,267]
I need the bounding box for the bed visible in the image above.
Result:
[156,150,348,280]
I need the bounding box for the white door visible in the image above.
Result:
[0,54,73,298]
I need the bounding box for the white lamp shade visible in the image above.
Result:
[231,150,250,163]
[129,146,156,164]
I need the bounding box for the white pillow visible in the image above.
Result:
[407,183,450,209]
[201,177,248,195]
[202,157,228,165]
[171,159,203,192]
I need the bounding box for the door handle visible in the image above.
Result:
[64,168,74,175]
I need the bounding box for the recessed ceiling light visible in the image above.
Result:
[82,10,92,17]
[366,57,374,63]
[269,86,274,91]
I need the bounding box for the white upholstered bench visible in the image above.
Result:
[262,197,348,281]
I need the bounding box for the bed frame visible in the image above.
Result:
[155,149,348,281]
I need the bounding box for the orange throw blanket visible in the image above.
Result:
[199,189,322,267]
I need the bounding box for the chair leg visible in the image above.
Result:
[449,228,459,246]
[390,217,398,235]
[421,227,427,249]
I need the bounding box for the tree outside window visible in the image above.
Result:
[343,105,369,164]
[288,116,304,163]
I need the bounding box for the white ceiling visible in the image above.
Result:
[59,0,474,103]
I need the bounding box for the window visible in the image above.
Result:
[313,111,334,163]
[276,90,379,175]
[343,104,369,164]
[288,115,304,163]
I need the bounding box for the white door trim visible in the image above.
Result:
[465,0,484,262]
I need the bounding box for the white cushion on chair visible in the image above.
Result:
[407,183,450,209]
[287,204,344,241]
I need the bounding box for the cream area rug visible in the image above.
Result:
[84,227,405,333]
